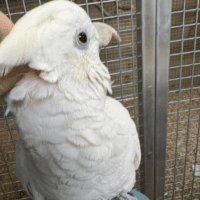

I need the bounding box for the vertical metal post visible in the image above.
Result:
[142,0,156,199]
[155,0,172,199]
[136,0,144,194]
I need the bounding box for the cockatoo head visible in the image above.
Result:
[0,0,121,96]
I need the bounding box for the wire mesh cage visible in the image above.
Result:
[165,0,200,199]
[0,0,144,199]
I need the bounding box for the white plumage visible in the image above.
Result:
[0,1,141,200]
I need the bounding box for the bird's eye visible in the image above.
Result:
[78,32,87,43]
[75,29,89,49]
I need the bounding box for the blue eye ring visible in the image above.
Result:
[75,28,89,49]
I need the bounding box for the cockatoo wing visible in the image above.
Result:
[105,96,141,170]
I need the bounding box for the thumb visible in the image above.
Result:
[0,11,14,40]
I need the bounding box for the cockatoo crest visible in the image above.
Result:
[0,0,121,97]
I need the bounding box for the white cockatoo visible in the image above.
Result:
[0,1,141,200]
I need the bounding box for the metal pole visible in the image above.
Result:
[136,0,144,194]
[155,0,172,199]
[141,0,156,199]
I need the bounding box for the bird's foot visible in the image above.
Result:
[111,191,138,200]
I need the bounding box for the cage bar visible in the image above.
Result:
[155,0,172,200]
[141,0,156,199]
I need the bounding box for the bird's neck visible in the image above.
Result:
[58,73,109,103]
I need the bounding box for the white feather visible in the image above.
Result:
[1,1,141,199]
